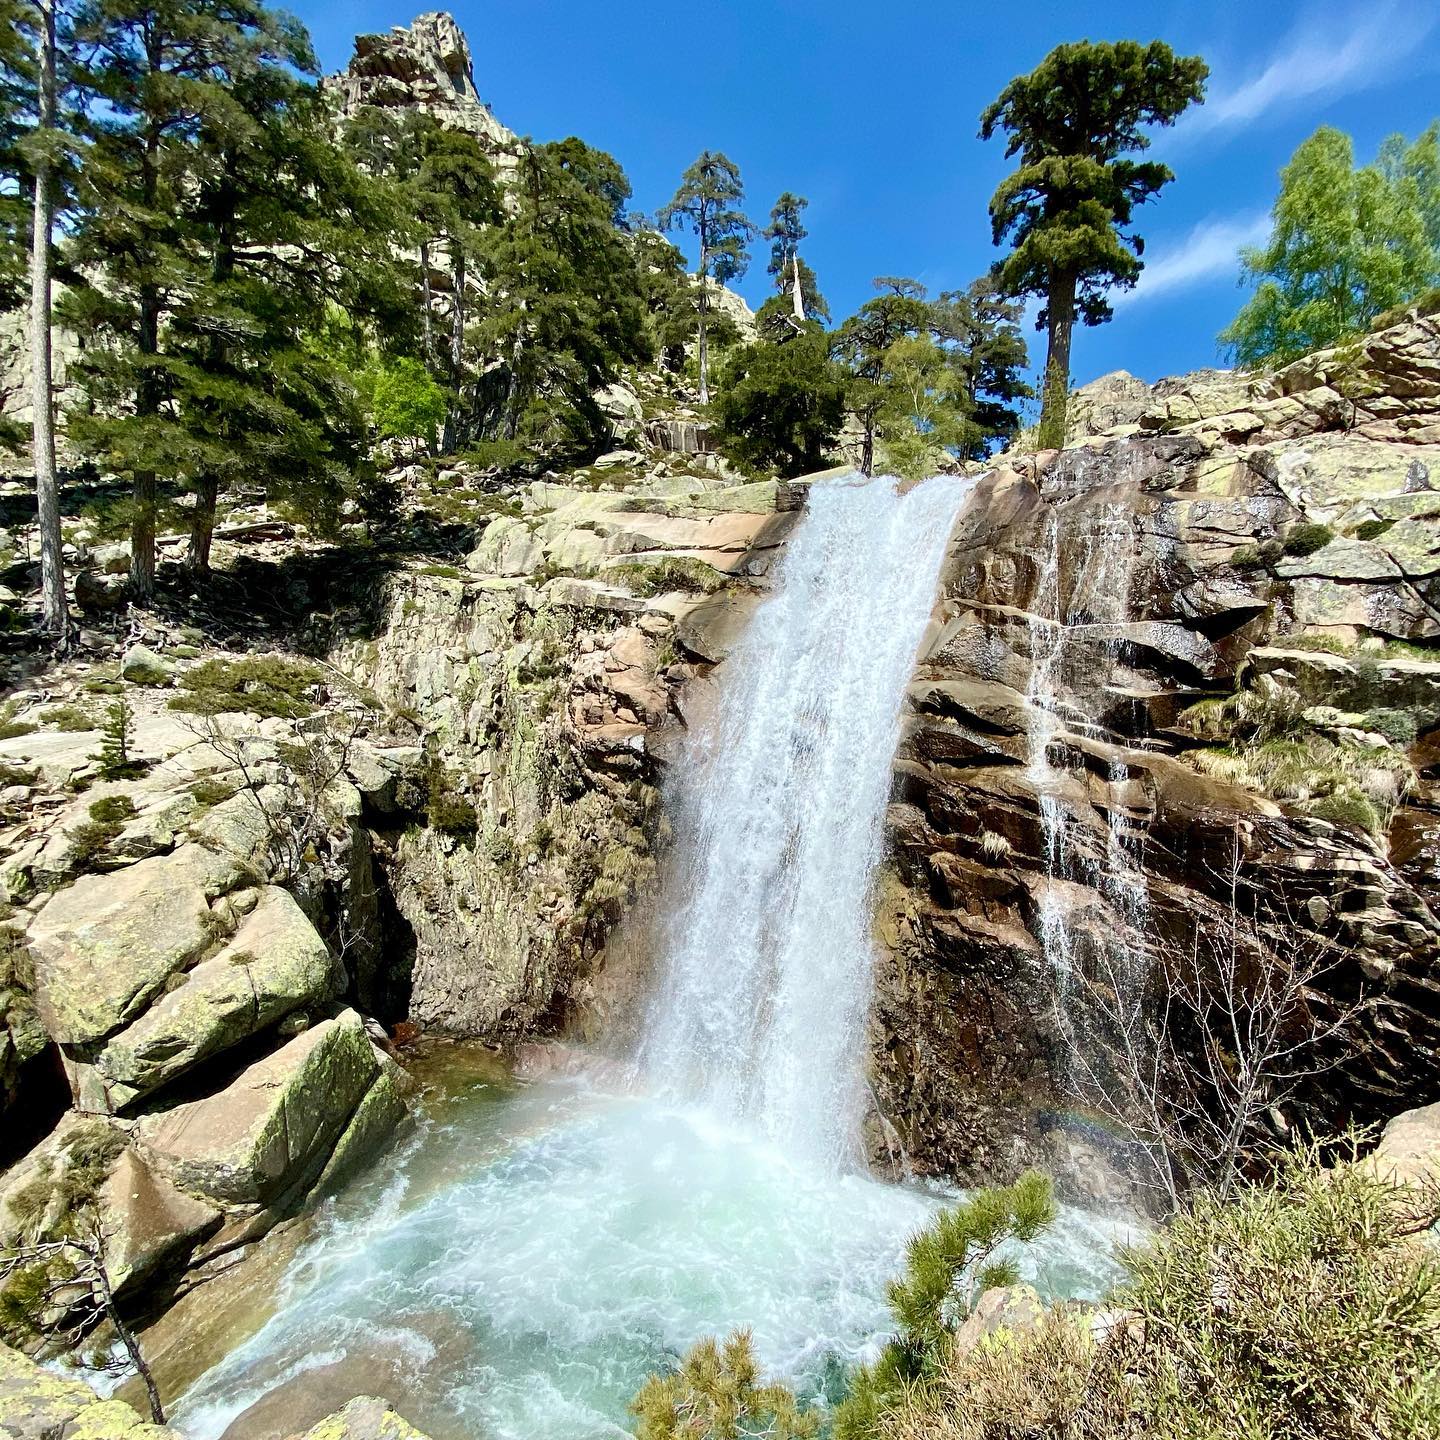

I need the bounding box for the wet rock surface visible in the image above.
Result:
[872,315,1440,1202]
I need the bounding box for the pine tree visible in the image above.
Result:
[929,277,1033,458]
[96,693,135,778]
[831,278,931,475]
[62,1,405,582]
[423,127,500,451]
[711,327,845,478]
[764,191,827,326]
[833,1174,1056,1440]
[464,140,649,458]
[981,41,1207,448]
[658,151,753,404]
[0,0,29,352]
[1222,126,1438,368]
[632,1330,818,1440]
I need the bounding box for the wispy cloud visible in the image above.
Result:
[1177,2,1438,141]
[1117,212,1270,307]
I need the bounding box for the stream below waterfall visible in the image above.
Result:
[170,1051,1126,1440]
[170,476,1130,1440]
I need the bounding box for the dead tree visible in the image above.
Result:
[1055,826,1362,1210]
[0,1217,165,1424]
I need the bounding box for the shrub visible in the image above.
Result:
[191,775,240,808]
[1308,789,1382,834]
[870,1152,1440,1440]
[1282,522,1335,557]
[607,555,729,597]
[1363,708,1419,745]
[632,1331,818,1440]
[40,705,97,733]
[170,655,323,720]
[1355,518,1395,541]
[1230,543,1262,568]
[65,794,137,872]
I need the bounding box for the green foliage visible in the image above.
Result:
[1222,125,1439,368]
[835,1174,1056,1439]
[40,704,97,732]
[711,329,846,477]
[632,1330,819,1440]
[981,41,1207,446]
[1282,521,1335,556]
[361,355,447,452]
[64,795,135,873]
[1363,708,1420,745]
[190,775,239,809]
[832,276,1031,473]
[862,1152,1439,1440]
[927,278,1033,458]
[608,555,729,597]
[1355,517,1395,541]
[95,694,137,779]
[422,757,477,835]
[170,655,322,720]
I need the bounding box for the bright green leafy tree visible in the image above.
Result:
[1222,125,1439,368]
[361,355,446,455]
[981,40,1207,448]
[658,151,753,404]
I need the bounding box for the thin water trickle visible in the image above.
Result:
[169,476,1126,1440]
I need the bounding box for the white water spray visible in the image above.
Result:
[639,474,971,1169]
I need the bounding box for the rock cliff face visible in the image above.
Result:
[324,476,792,1036]
[870,310,1440,1199]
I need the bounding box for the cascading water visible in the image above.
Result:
[639,474,972,1169]
[1023,490,1154,1088]
[168,475,1122,1440]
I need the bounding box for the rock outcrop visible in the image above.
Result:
[326,474,792,1035]
[327,11,515,151]
[872,311,1440,1201]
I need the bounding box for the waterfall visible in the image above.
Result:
[638,473,971,1171]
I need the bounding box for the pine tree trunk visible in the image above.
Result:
[95,1255,164,1424]
[861,418,874,477]
[420,238,434,370]
[1036,270,1076,452]
[791,253,805,322]
[187,472,218,575]
[696,258,710,407]
[130,96,162,601]
[30,0,68,642]
[441,240,464,453]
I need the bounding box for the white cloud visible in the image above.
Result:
[1177,2,1438,141]
[1116,212,1270,307]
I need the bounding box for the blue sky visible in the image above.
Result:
[294,1,1440,398]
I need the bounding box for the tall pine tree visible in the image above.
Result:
[981,41,1206,448]
[658,151,752,404]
